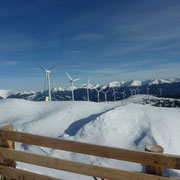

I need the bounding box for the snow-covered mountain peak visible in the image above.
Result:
[0,89,16,99]
[148,79,172,86]
[108,81,121,88]
[52,87,65,92]
[122,80,142,87]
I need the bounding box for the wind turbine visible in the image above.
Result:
[101,90,109,102]
[129,89,134,96]
[146,87,150,95]
[86,77,91,101]
[112,88,118,101]
[158,88,162,96]
[66,72,80,101]
[133,89,137,95]
[95,88,102,102]
[121,89,126,100]
[136,88,140,94]
[37,64,58,102]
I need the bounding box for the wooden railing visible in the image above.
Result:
[0,124,180,180]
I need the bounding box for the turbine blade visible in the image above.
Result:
[48,64,59,70]
[36,64,46,71]
[74,78,80,82]
[88,76,91,84]
[66,72,72,80]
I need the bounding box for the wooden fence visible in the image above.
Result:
[0,124,180,180]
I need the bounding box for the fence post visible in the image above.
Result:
[0,124,16,180]
[145,144,164,176]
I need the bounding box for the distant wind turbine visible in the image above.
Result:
[121,89,126,100]
[133,89,137,95]
[112,88,118,101]
[37,64,58,102]
[136,88,140,94]
[66,72,80,101]
[146,87,150,95]
[95,88,102,102]
[101,90,109,102]
[158,88,162,96]
[129,89,134,96]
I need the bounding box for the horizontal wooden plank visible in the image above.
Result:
[0,148,179,180]
[0,130,180,169]
[0,164,61,180]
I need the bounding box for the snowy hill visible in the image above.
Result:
[0,97,180,179]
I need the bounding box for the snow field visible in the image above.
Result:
[0,97,180,179]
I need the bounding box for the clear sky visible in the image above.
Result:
[0,0,180,91]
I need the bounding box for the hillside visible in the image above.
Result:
[0,96,180,179]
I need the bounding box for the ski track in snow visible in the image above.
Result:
[0,96,180,179]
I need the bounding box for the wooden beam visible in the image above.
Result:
[0,147,179,180]
[0,130,180,169]
[0,125,15,180]
[0,165,61,180]
[0,125,14,149]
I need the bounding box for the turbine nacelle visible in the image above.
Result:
[46,70,51,73]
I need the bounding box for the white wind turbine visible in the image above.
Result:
[37,64,58,102]
[129,89,134,96]
[133,89,137,95]
[101,90,109,102]
[112,88,118,101]
[136,88,140,94]
[66,72,80,101]
[121,89,126,100]
[95,88,102,102]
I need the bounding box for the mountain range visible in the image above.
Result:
[1,78,180,102]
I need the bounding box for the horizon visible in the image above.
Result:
[1,77,180,92]
[0,0,180,91]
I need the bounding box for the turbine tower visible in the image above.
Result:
[86,77,91,101]
[159,88,162,96]
[66,72,80,101]
[37,64,58,102]
[101,90,109,102]
[112,88,118,101]
[146,87,150,95]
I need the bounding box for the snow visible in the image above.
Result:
[0,89,16,99]
[108,81,121,87]
[122,80,142,87]
[0,97,180,179]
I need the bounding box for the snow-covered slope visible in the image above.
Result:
[0,98,180,179]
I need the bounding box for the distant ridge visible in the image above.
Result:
[1,77,180,101]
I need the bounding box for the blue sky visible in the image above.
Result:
[0,0,180,91]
